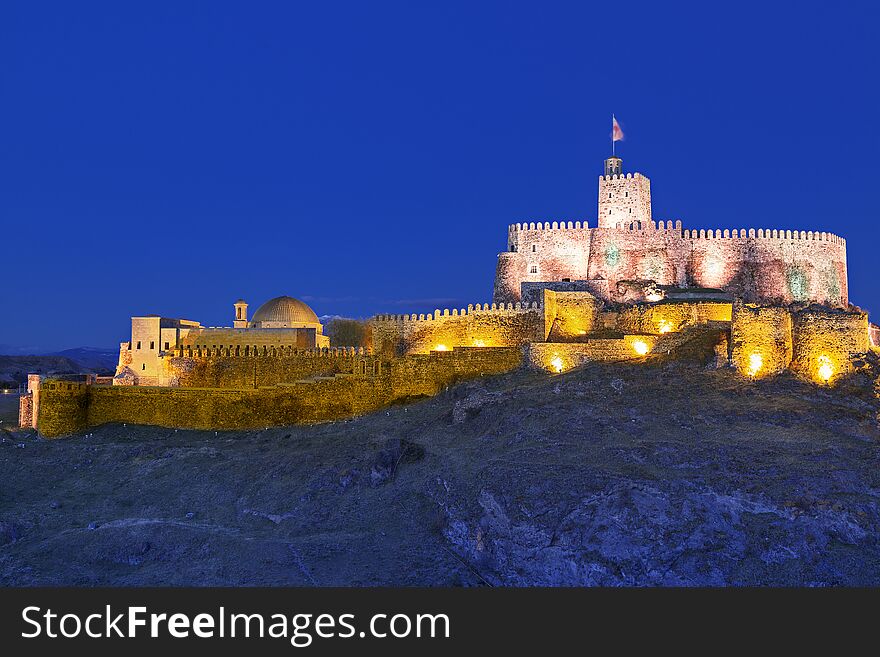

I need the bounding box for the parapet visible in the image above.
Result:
[508,220,589,232]
[374,301,541,322]
[598,172,648,182]
[681,227,845,244]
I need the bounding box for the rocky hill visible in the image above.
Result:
[1,359,879,586]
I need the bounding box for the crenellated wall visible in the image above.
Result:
[167,347,376,389]
[495,221,592,304]
[495,221,848,308]
[33,347,523,438]
[371,302,543,356]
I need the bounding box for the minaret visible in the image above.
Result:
[233,299,249,328]
[597,156,652,229]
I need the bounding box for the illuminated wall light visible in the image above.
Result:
[472,339,486,347]
[657,319,673,334]
[433,344,449,352]
[817,355,834,383]
[632,340,649,356]
[747,352,763,377]
[549,356,564,373]
[646,292,663,302]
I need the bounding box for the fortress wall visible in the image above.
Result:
[18,393,33,428]
[495,222,592,303]
[686,229,848,306]
[543,289,602,341]
[729,303,793,378]
[615,300,733,335]
[34,348,523,438]
[166,349,375,388]
[525,336,659,372]
[497,223,848,307]
[371,303,543,356]
[790,307,869,383]
[36,380,90,437]
[586,224,690,295]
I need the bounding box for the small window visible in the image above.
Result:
[531,244,537,252]
[530,265,538,274]
[625,191,629,198]
[509,244,516,252]
[629,208,632,214]
[164,342,170,350]
[562,277,571,282]
[150,341,155,350]
[608,193,612,199]
[608,209,612,215]
[142,364,146,370]
[136,341,141,350]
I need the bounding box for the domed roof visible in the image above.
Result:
[251,296,320,325]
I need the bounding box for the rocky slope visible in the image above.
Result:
[2,359,879,586]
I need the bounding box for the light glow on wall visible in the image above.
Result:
[657,319,673,334]
[632,340,649,356]
[550,356,564,373]
[433,344,449,352]
[472,339,486,347]
[817,354,834,383]
[748,352,763,377]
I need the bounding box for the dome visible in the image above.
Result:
[251,296,320,326]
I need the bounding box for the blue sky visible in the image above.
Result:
[2,1,877,350]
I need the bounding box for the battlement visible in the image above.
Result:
[374,301,540,323]
[681,227,845,245]
[598,172,648,182]
[508,221,590,232]
[173,345,368,358]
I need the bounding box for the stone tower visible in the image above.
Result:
[597,157,652,229]
[233,299,249,329]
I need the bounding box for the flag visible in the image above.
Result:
[612,116,624,142]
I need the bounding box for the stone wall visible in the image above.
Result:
[790,307,870,384]
[616,301,732,335]
[543,289,602,341]
[33,347,523,438]
[18,393,33,428]
[729,303,793,378]
[371,303,543,356]
[167,348,375,388]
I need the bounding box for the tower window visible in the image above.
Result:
[625,192,629,197]
[142,364,146,370]
[530,265,538,274]
[150,341,155,350]
[609,193,612,199]
[164,342,170,350]
[531,244,537,252]
[136,341,141,350]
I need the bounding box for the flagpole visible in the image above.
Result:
[611,114,614,156]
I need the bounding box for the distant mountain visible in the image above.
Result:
[49,347,118,374]
[0,355,85,387]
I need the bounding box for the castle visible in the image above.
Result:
[19,151,875,438]
[494,156,848,307]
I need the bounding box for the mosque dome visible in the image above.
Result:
[251,296,320,326]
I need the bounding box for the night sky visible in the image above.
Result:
[2,1,878,351]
